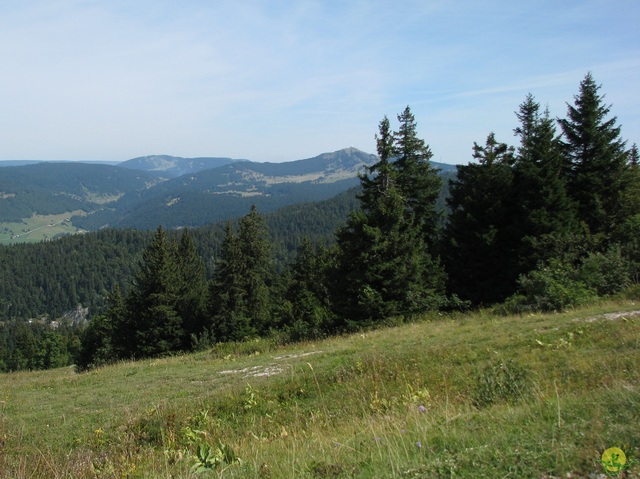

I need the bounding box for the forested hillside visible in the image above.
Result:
[1,148,454,238]
[0,187,361,322]
[71,148,381,230]
[118,155,240,177]
[0,163,161,223]
[1,73,638,374]
[0,148,380,236]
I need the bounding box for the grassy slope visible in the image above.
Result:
[0,211,88,245]
[1,302,639,478]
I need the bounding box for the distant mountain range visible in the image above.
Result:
[0,148,456,240]
[118,155,243,178]
[0,160,122,167]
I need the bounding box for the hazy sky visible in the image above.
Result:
[0,1,638,164]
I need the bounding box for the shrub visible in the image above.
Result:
[504,259,596,313]
[612,213,640,283]
[578,246,630,296]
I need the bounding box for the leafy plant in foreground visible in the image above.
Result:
[190,440,240,474]
[472,359,531,408]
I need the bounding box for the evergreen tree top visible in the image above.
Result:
[394,106,434,165]
[559,72,626,162]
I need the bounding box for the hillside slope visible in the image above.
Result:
[0,162,161,223]
[118,154,242,177]
[0,187,360,321]
[2,148,456,235]
[73,147,378,229]
[1,301,638,478]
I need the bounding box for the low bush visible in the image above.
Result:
[502,259,597,313]
[472,359,532,408]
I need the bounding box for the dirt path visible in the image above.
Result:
[574,310,640,323]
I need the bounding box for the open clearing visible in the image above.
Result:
[0,211,87,244]
[1,300,639,478]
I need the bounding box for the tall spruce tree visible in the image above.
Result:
[237,205,273,334]
[559,73,628,236]
[444,133,518,304]
[393,106,443,245]
[209,206,273,341]
[512,95,577,271]
[175,229,209,348]
[618,143,640,221]
[104,284,129,358]
[358,115,395,206]
[613,143,640,282]
[125,226,183,357]
[334,113,445,325]
[281,237,334,340]
[209,222,252,342]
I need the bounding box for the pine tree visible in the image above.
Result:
[77,285,125,370]
[393,106,443,245]
[618,143,640,220]
[125,226,183,357]
[210,222,252,342]
[512,95,577,271]
[175,229,209,347]
[104,284,129,357]
[559,73,628,236]
[237,205,273,334]
[444,133,518,304]
[210,206,274,341]
[358,115,396,207]
[612,143,640,282]
[631,143,639,168]
[337,185,445,324]
[281,238,334,339]
[334,113,445,324]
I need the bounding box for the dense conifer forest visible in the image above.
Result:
[1,73,638,372]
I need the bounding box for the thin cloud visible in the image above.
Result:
[0,0,638,163]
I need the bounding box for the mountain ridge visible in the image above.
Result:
[0,147,457,241]
[118,155,245,178]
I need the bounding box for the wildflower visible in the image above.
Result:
[418,405,427,413]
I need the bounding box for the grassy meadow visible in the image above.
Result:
[0,211,87,245]
[1,301,639,478]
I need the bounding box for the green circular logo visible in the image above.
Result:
[601,447,627,475]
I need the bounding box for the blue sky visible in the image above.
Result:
[0,0,638,164]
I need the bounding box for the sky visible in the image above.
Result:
[0,0,638,165]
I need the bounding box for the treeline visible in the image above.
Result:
[76,74,638,370]
[0,229,149,320]
[3,73,639,372]
[0,191,362,372]
[0,319,81,372]
[76,104,452,368]
[0,189,361,322]
[444,74,639,310]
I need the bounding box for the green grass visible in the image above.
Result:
[0,211,87,244]
[1,301,639,478]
